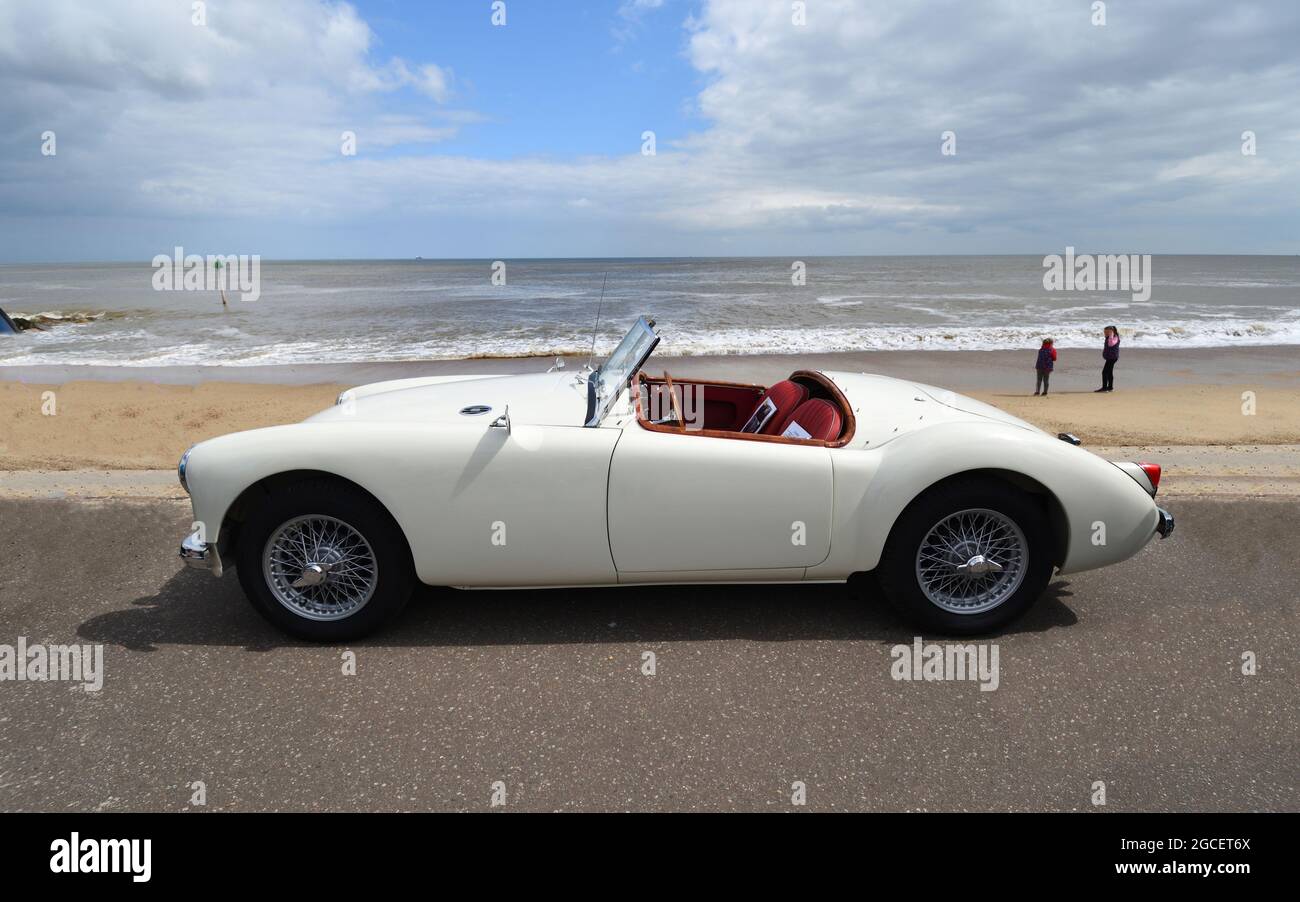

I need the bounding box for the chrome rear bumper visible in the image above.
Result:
[1155,507,1175,539]
[179,530,223,577]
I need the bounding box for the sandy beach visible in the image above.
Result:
[3,346,1299,492]
[2,345,1300,488]
[3,379,1299,469]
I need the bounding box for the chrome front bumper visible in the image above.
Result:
[179,530,223,577]
[1155,507,1175,539]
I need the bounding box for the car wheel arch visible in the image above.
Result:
[874,468,1068,573]
[217,469,416,573]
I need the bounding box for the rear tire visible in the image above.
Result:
[236,478,415,641]
[876,478,1054,635]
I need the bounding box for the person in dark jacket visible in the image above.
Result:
[1034,337,1056,396]
[1096,325,1120,392]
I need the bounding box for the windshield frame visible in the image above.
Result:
[584,316,659,427]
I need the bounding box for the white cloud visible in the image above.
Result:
[675,0,1300,247]
[621,0,666,14]
[2,0,1299,258]
[614,0,669,46]
[0,0,466,222]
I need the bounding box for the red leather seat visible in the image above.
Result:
[776,399,843,442]
[741,380,809,435]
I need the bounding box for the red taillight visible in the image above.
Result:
[1138,462,1161,493]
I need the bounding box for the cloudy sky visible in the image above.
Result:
[1,0,1297,261]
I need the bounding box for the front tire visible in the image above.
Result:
[876,478,1054,635]
[236,479,415,641]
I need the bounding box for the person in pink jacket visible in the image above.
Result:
[1096,326,1120,392]
[1034,337,1057,396]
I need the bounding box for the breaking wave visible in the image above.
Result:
[2,318,1298,367]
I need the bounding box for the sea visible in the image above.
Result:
[1,256,1297,367]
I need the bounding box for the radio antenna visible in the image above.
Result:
[587,272,608,370]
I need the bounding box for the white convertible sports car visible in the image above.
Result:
[178,317,1173,641]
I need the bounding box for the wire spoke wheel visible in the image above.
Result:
[262,514,379,622]
[914,507,1027,615]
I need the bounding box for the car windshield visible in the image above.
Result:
[586,316,659,426]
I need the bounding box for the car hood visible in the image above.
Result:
[306,371,592,427]
[821,370,1043,446]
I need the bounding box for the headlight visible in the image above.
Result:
[178,445,194,493]
[335,390,352,406]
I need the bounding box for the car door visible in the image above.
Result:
[606,424,834,575]
[411,422,621,586]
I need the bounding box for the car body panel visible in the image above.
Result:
[607,424,833,572]
[805,418,1158,579]
[318,370,590,428]
[815,371,1042,448]
[337,372,513,404]
[185,419,620,586]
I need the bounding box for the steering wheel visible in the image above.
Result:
[662,371,685,431]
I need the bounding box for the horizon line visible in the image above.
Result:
[2,252,1297,267]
